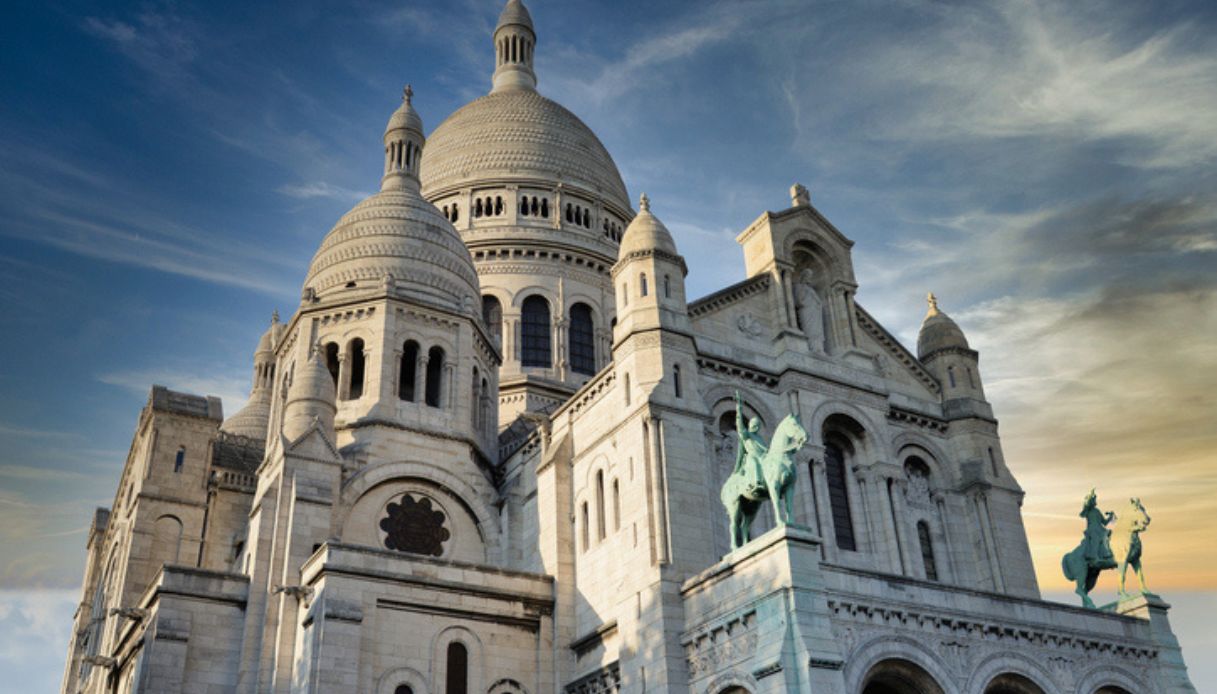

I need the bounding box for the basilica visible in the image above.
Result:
[61,2,1196,692]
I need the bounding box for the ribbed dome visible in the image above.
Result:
[917,294,970,359]
[302,190,480,310]
[619,194,679,258]
[221,399,271,440]
[497,0,533,30]
[420,89,630,211]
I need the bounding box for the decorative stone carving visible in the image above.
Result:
[736,314,765,338]
[684,610,759,679]
[380,494,450,556]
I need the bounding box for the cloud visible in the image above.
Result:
[97,367,249,415]
[278,181,369,202]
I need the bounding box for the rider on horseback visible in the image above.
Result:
[1080,488,1118,570]
[733,392,768,496]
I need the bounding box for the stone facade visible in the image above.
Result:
[62,2,1195,693]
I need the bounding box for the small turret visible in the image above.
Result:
[491,0,537,93]
[220,311,284,441]
[381,85,425,192]
[612,194,690,342]
[917,293,985,401]
[282,343,337,442]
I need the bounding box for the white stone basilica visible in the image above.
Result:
[62,2,1196,693]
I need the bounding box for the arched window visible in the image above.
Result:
[673,364,682,398]
[663,274,671,298]
[520,197,529,216]
[482,295,502,344]
[581,501,590,551]
[480,376,489,433]
[967,367,976,388]
[947,365,956,388]
[472,367,480,429]
[565,203,573,223]
[425,346,444,407]
[540,198,549,217]
[174,446,185,473]
[824,439,857,551]
[988,447,998,476]
[347,338,366,399]
[451,204,458,222]
[151,515,183,568]
[325,342,340,387]
[531,196,539,216]
[596,470,606,540]
[495,196,503,215]
[918,521,938,581]
[569,303,595,375]
[445,642,468,694]
[521,295,551,367]
[640,273,648,297]
[395,686,414,694]
[612,479,621,530]
[474,198,483,218]
[399,341,419,401]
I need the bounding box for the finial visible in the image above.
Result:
[790,183,810,207]
[639,193,650,212]
[403,84,413,104]
[271,309,280,325]
[926,292,939,316]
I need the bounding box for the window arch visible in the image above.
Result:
[471,367,480,429]
[540,198,549,217]
[569,303,595,375]
[521,295,551,367]
[151,515,183,569]
[425,346,445,407]
[612,478,621,531]
[324,342,340,387]
[581,501,590,552]
[947,365,956,388]
[446,642,468,694]
[347,338,366,399]
[673,364,682,398]
[595,470,606,540]
[918,521,938,581]
[640,273,648,297]
[174,446,185,473]
[399,341,419,401]
[824,436,857,551]
[520,197,529,216]
[663,274,671,298]
[482,295,502,344]
[395,687,414,694]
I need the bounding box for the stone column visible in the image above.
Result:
[443,360,456,410]
[391,347,403,401]
[336,353,350,401]
[809,455,837,562]
[933,493,958,583]
[417,354,429,405]
[850,465,876,557]
[553,316,567,378]
[503,311,519,364]
[889,478,915,577]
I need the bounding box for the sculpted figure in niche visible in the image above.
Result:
[794,269,826,353]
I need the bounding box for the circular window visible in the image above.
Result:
[379,494,450,557]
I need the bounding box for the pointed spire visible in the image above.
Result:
[491,0,537,93]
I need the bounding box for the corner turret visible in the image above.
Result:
[917,293,987,404]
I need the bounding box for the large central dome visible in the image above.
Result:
[420,89,630,211]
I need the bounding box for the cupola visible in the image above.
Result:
[220,311,284,442]
[917,293,970,359]
[613,194,690,341]
[491,0,537,93]
[916,293,986,402]
[382,85,425,192]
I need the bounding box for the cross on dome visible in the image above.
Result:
[403,84,413,103]
[926,292,939,316]
[639,193,650,212]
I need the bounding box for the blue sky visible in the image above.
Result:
[2,0,1216,689]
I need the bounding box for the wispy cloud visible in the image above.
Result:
[97,366,249,414]
[278,181,369,202]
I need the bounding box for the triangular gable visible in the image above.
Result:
[853,303,941,398]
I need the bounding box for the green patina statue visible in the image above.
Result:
[1112,497,1152,597]
[1062,490,1154,608]
[1062,488,1118,608]
[720,391,808,551]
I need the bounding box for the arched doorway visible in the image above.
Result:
[985,673,1046,694]
[1095,688,1133,694]
[861,658,945,694]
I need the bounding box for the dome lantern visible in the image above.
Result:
[382,85,425,192]
[491,0,537,94]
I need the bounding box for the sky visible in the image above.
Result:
[1,0,1215,690]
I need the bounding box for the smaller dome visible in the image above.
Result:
[255,312,285,354]
[497,0,534,31]
[917,293,970,359]
[386,85,423,135]
[619,193,679,258]
[220,400,271,441]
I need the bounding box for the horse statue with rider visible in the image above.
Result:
[1062,489,1153,608]
[720,391,808,551]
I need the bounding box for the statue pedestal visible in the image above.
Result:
[1106,593,1197,693]
[680,525,844,693]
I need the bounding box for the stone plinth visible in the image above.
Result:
[1111,593,1197,693]
[680,525,845,693]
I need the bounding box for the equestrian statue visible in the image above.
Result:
[1062,489,1154,608]
[720,391,808,551]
